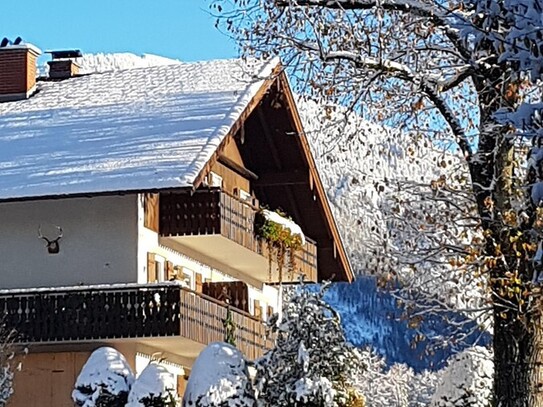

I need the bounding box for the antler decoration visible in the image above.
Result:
[37,225,63,254]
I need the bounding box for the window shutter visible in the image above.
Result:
[195,273,203,293]
[253,299,262,320]
[267,305,274,319]
[165,261,174,280]
[147,253,157,283]
[143,193,159,232]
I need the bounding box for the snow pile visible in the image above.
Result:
[38,53,181,77]
[75,53,182,74]
[126,363,177,407]
[261,209,306,245]
[294,377,336,404]
[72,347,135,407]
[255,286,363,407]
[430,346,493,407]
[182,342,255,407]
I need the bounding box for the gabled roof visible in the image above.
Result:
[0,55,353,282]
[0,58,277,200]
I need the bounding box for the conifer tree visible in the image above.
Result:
[255,285,364,407]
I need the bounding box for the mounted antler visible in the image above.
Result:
[38,225,63,254]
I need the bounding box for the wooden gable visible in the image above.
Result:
[192,68,354,283]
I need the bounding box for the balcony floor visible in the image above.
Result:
[161,235,297,285]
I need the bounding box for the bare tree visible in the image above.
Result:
[212,1,543,405]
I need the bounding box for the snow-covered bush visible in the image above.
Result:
[72,347,135,407]
[255,285,364,407]
[183,342,255,407]
[355,348,438,407]
[430,346,493,407]
[0,326,16,407]
[126,363,178,407]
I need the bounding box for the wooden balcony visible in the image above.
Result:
[159,189,318,283]
[0,284,273,361]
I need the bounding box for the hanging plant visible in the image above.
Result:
[255,209,305,282]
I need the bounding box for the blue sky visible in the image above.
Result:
[0,0,237,62]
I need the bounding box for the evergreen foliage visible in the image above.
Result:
[255,285,364,407]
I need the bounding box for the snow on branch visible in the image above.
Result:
[295,42,473,158]
[276,0,471,60]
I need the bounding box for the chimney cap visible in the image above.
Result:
[0,37,41,55]
[47,49,82,60]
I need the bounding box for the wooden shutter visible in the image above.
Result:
[267,305,274,319]
[147,253,157,283]
[195,273,203,293]
[165,261,174,280]
[144,193,159,232]
[177,375,188,399]
[253,299,262,320]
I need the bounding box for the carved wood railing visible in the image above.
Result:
[0,284,273,359]
[160,189,318,282]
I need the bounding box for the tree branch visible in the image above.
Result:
[276,0,472,61]
[305,47,474,158]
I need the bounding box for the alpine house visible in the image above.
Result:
[0,40,353,406]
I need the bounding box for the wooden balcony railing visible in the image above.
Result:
[0,284,273,359]
[160,189,318,282]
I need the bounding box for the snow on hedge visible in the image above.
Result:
[126,363,177,407]
[260,209,306,245]
[72,347,135,407]
[182,342,255,407]
[430,346,493,407]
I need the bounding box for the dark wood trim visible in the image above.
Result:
[217,154,259,181]
[0,186,193,204]
[255,170,308,187]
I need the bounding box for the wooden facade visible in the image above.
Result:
[159,189,319,282]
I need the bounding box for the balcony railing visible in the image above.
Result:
[160,189,318,282]
[0,284,273,360]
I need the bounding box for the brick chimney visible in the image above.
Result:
[0,40,41,102]
[47,50,82,80]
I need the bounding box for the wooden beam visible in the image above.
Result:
[218,154,259,181]
[255,170,308,187]
[257,108,283,170]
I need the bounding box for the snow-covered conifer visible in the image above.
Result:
[183,342,255,407]
[72,346,135,407]
[126,363,178,407]
[255,286,364,407]
[0,326,15,407]
[430,347,493,407]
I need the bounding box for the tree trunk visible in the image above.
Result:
[494,297,543,406]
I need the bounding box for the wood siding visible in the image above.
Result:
[210,161,251,197]
[160,189,318,282]
[9,352,91,407]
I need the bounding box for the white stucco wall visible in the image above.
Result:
[136,194,280,319]
[0,195,138,289]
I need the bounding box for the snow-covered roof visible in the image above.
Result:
[0,56,278,201]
